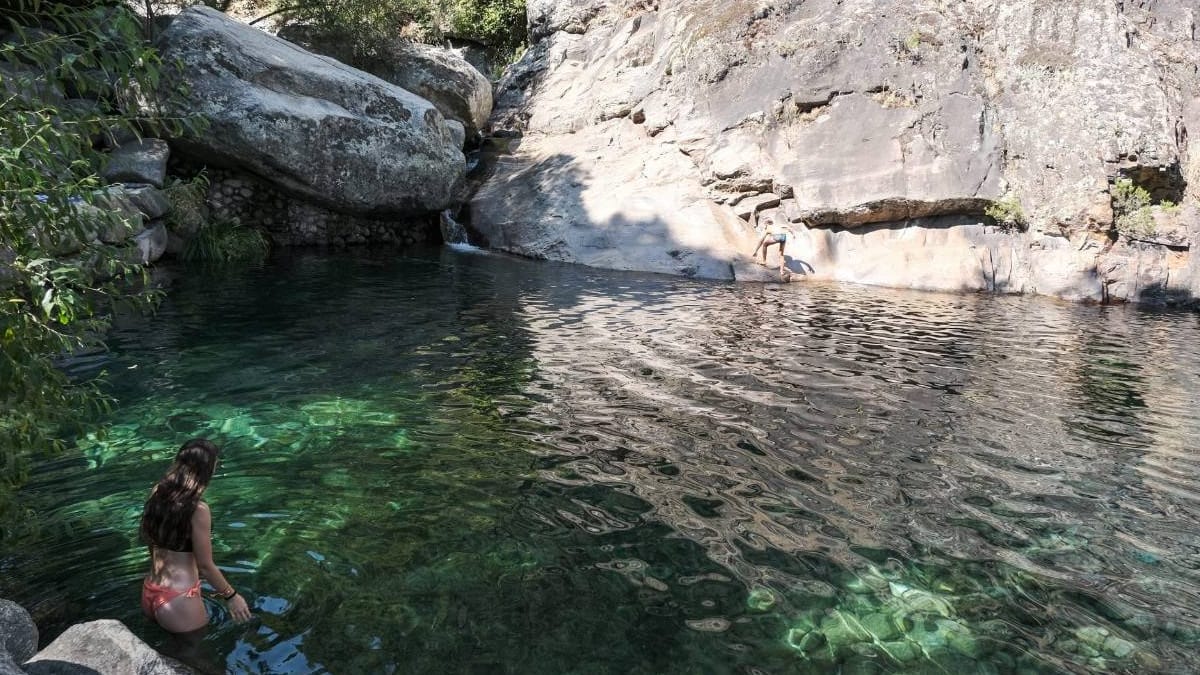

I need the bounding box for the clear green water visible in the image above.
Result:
[4,247,1200,674]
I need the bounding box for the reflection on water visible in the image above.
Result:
[3,248,1200,673]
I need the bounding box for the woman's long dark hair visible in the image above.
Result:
[140,438,220,550]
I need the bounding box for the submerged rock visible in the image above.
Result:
[860,612,901,642]
[1103,635,1135,658]
[880,639,919,663]
[747,587,777,611]
[820,610,871,647]
[785,627,825,654]
[888,582,955,618]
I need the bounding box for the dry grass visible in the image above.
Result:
[871,88,915,109]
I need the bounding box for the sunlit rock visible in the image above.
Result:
[23,620,191,675]
[158,6,464,217]
[277,27,493,139]
[473,0,1200,303]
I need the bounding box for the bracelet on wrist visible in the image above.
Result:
[221,587,237,600]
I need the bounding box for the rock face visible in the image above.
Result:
[471,0,1200,303]
[277,28,494,141]
[158,6,465,217]
[22,620,193,675]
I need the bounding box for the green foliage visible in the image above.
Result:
[163,172,269,265]
[902,29,921,53]
[985,194,1025,232]
[0,0,188,529]
[290,0,428,55]
[183,218,270,263]
[442,0,526,52]
[162,171,210,233]
[272,0,527,62]
[1112,178,1158,239]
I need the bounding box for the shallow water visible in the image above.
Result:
[4,247,1200,673]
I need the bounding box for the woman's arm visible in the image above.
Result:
[192,502,252,622]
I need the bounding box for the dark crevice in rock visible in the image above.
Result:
[804,197,993,227]
[1116,162,1186,203]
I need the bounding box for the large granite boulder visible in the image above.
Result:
[277,27,494,141]
[23,620,193,675]
[158,6,464,217]
[363,41,493,141]
[471,0,1200,303]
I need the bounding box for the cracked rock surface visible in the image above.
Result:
[469,0,1200,303]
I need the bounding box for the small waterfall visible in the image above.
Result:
[439,210,469,245]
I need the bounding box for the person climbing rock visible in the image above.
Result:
[750,215,795,279]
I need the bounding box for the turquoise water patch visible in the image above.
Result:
[4,249,1200,673]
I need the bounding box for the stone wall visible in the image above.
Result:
[206,171,437,248]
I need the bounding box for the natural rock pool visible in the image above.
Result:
[4,247,1200,673]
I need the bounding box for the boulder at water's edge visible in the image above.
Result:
[158,6,465,217]
[22,620,193,675]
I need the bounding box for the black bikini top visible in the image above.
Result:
[149,529,193,553]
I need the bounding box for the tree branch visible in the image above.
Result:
[249,5,304,26]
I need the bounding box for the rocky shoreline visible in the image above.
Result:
[2,598,195,675]
[16,1,1199,305]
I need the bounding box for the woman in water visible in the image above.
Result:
[140,438,251,632]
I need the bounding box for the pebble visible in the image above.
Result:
[1074,625,1110,647]
[1134,651,1163,669]
[821,610,870,646]
[785,628,825,653]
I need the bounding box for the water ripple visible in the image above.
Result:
[4,250,1199,673]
